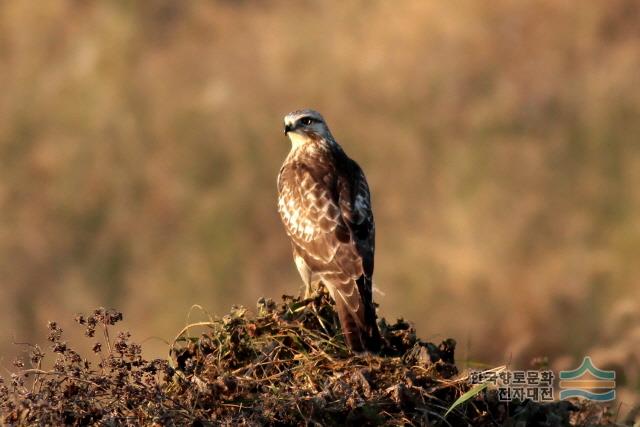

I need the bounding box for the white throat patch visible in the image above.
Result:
[287,132,313,152]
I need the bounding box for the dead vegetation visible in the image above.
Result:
[0,290,620,426]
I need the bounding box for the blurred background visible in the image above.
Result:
[1,0,639,409]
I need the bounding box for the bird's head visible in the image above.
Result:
[283,109,333,147]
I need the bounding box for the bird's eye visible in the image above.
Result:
[301,117,313,126]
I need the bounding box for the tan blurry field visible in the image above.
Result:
[1,0,639,412]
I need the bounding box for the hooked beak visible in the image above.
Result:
[284,123,294,135]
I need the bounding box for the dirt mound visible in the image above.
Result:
[0,289,615,426]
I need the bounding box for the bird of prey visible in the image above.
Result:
[277,109,382,353]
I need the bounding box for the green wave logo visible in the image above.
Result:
[559,357,616,402]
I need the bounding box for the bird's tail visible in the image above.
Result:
[333,276,381,353]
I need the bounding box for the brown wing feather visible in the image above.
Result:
[278,147,380,352]
[332,158,379,352]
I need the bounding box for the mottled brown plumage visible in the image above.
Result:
[277,109,381,353]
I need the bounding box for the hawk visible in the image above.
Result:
[277,109,382,353]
